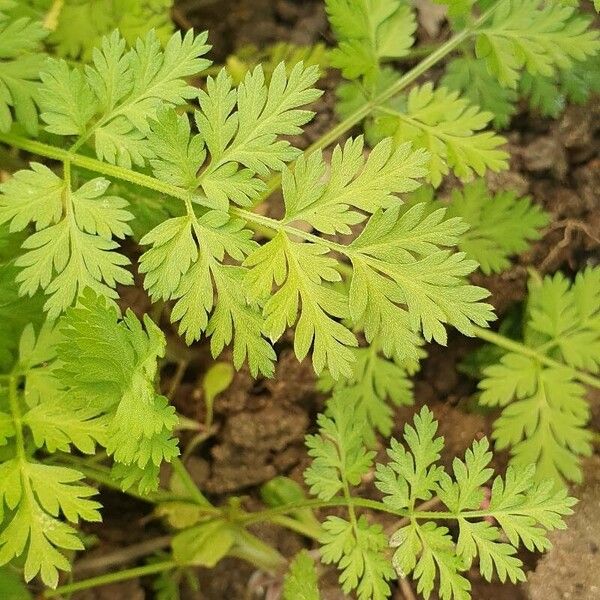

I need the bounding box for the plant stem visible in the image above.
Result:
[0,132,205,206]
[73,536,172,575]
[472,325,600,389]
[252,1,503,204]
[43,560,177,597]
[170,456,213,507]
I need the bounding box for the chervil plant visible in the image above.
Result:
[476,268,600,485]
[0,0,599,598]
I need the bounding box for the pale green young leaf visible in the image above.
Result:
[0,163,63,232]
[527,269,600,372]
[318,341,420,440]
[320,515,394,600]
[38,60,97,136]
[437,439,494,513]
[245,231,357,378]
[304,394,375,500]
[0,13,47,135]
[455,519,524,583]
[488,464,576,551]
[195,63,321,209]
[0,459,101,588]
[375,406,444,510]
[283,550,321,600]
[446,180,549,275]
[206,264,276,378]
[477,269,599,483]
[350,204,494,346]
[282,137,429,235]
[0,168,134,318]
[480,355,591,483]
[140,211,274,376]
[93,29,210,167]
[39,29,210,168]
[23,398,106,455]
[372,84,509,186]
[476,0,600,89]
[147,107,206,189]
[397,521,470,600]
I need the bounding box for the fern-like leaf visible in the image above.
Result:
[478,269,599,483]
[372,84,509,186]
[476,0,600,89]
[0,165,134,318]
[446,180,549,274]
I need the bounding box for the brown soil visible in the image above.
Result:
[69,1,600,599]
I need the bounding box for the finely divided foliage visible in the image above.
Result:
[0,0,597,596]
[479,268,600,484]
[0,22,499,379]
[0,291,172,586]
[304,404,575,600]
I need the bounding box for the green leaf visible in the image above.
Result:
[476,0,600,89]
[172,520,235,568]
[318,341,421,441]
[320,515,394,600]
[0,459,101,588]
[371,409,576,599]
[40,29,211,168]
[487,465,576,551]
[0,565,32,599]
[478,269,599,484]
[304,395,375,500]
[442,57,518,128]
[56,290,178,493]
[326,0,417,80]
[38,0,174,61]
[23,398,105,455]
[527,269,600,372]
[375,406,444,510]
[282,137,429,235]
[195,63,321,209]
[0,13,46,135]
[39,59,97,136]
[394,521,470,600]
[480,355,591,483]
[437,438,494,513]
[147,106,205,189]
[349,203,495,346]
[0,167,134,318]
[372,84,509,186]
[246,231,357,378]
[140,211,274,377]
[455,519,524,583]
[284,550,321,600]
[446,180,549,275]
[0,261,45,373]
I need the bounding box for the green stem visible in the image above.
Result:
[0,132,204,206]
[170,456,213,507]
[269,515,322,540]
[43,560,177,598]
[52,456,188,505]
[252,1,502,204]
[472,325,600,389]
